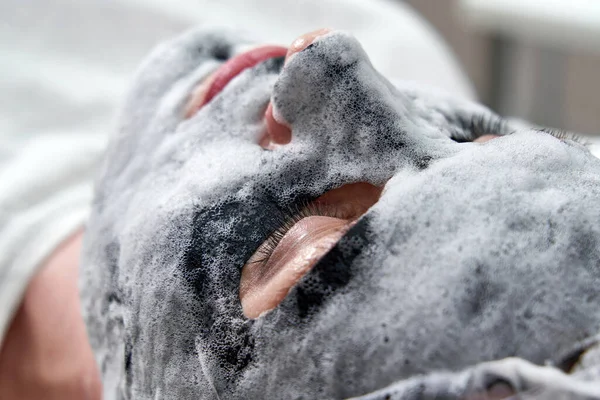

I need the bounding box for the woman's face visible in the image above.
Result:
[81,28,600,399]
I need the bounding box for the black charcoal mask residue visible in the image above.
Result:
[81,28,600,400]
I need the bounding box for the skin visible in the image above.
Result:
[0,230,101,400]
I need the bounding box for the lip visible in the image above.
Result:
[187,45,287,115]
[204,45,287,106]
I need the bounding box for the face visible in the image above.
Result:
[81,28,600,399]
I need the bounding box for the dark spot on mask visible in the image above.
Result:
[416,155,432,170]
[124,341,133,384]
[295,216,373,318]
[570,228,599,261]
[211,43,231,61]
[457,262,505,323]
[222,327,255,373]
[102,241,122,312]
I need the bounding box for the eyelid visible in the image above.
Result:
[248,201,357,267]
[240,216,352,318]
[249,183,383,268]
[450,114,509,143]
[240,183,383,318]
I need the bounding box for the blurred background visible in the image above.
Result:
[407,0,600,136]
[1,0,599,150]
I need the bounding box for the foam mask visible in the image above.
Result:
[81,28,600,399]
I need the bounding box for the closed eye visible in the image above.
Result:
[451,114,589,146]
[239,182,382,318]
[450,114,510,143]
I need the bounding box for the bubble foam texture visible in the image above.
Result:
[81,28,600,399]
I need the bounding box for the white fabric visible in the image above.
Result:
[0,0,475,345]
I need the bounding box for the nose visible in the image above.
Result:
[285,28,332,63]
[261,28,332,149]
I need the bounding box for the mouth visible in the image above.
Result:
[185,44,288,118]
[240,182,383,318]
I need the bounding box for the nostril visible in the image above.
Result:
[261,102,292,148]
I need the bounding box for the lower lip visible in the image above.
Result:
[201,45,288,107]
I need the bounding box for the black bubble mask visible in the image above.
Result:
[81,28,600,399]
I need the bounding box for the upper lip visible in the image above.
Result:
[185,44,288,118]
[203,45,287,106]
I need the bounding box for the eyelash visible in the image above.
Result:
[452,114,508,142]
[470,114,509,138]
[250,201,344,266]
[536,127,589,146]
[459,114,588,146]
